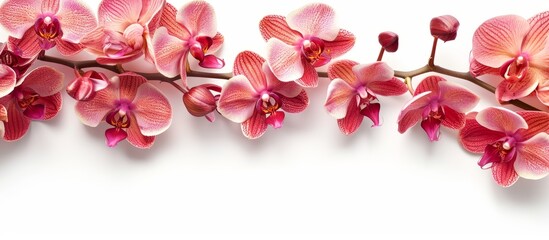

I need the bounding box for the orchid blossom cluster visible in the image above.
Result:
[0,0,548,187]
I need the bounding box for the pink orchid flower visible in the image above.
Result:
[0,66,63,141]
[152,1,224,89]
[459,107,549,187]
[398,76,479,141]
[324,60,407,135]
[81,0,166,65]
[259,3,355,88]
[66,69,109,101]
[470,12,549,105]
[218,51,309,139]
[75,73,172,148]
[0,0,96,58]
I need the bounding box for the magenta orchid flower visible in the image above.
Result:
[324,60,407,135]
[0,0,96,58]
[0,66,63,141]
[75,73,172,148]
[470,12,549,105]
[81,0,166,65]
[459,107,549,187]
[259,3,355,88]
[398,76,479,141]
[152,1,224,89]
[218,51,309,139]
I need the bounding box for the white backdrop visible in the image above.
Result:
[1,0,548,239]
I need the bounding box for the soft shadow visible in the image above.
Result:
[0,131,32,163]
[492,178,549,205]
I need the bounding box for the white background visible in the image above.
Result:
[1,0,548,239]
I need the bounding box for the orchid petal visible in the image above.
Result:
[361,102,381,127]
[199,55,224,69]
[8,29,42,59]
[80,27,106,56]
[368,77,408,96]
[2,102,31,141]
[280,90,309,113]
[54,38,83,55]
[472,15,528,67]
[324,78,355,119]
[514,133,549,179]
[132,83,172,136]
[96,51,142,65]
[266,111,285,129]
[522,11,549,54]
[294,60,319,88]
[241,111,267,139]
[337,100,363,135]
[459,113,507,153]
[327,60,358,85]
[57,0,97,43]
[353,62,394,87]
[440,106,465,129]
[0,0,40,38]
[217,75,257,123]
[139,0,164,26]
[209,32,224,53]
[470,58,500,77]
[535,85,549,106]
[324,29,355,58]
[98,0,141,30]
[117,73,147,101]
[264,63,302,98]
[159,2,190,39]
[287,3,339,41]
[476,107,527,134]
[259,15,302,44]
[152,27,186,78]
[75,83,117,127]
[18,66,63,96]
[516,111,549,142]
[438,81,479,112]
[492,161,519,187]
[421,116,441,141]
[397,91,433,134]
[266,38,304,82]
[40,92,62,120]
[105,128,127,147]
[177,0,217,37]
[0,65,16,98]
[415,75,444,95]
[126,114,155,148]
[233,51,266,92]
[495,72,539,102]
[0,104,6,122]
[41,0,59,13]
[23,103,45,120]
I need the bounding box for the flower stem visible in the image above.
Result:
[429,37,438,67]
[377,47,385,61]
[37,54,542,111]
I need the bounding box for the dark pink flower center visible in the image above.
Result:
[256,92,285,129]
[301,37,331,67]
[356,87,381,126]
[500,54,529,82]
[189,36,224,69]
[34,16,62,49]
[104,110,132,147]
[420,104,445,141]
[478,137,517,169]
[12,87,45,120]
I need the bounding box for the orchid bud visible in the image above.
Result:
[66,69,109,101]
[378,31,399,52]
[430,15,460,42]
[183,85,218,120]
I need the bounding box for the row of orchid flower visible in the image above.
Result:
[0,0,548,187]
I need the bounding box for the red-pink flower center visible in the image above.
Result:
[478,137,517,169]
[12,87,45,120]
[420,103,445,141]
[301,37,331,67]
[34,16,62,41]
[189,36,225,69]
[257,92,285,129]
[106,110,131,130]
[500,54,529,82]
